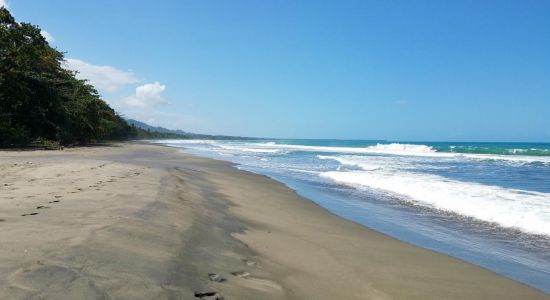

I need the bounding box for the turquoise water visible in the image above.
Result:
[157,139,550,293]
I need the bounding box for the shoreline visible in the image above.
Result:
[0,143,547,299]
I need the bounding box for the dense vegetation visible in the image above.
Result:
[0,8,251,147]
[0,8,135,147]
[133,128,195,140]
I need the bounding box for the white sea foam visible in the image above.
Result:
[159,140,550,164]
[218,144,281,153]
[361,143,438,155]
[319,155,550,236]
[460,153,550,164]
[249,142,550,164]
[253,142,449,156]
[318,155,386,171]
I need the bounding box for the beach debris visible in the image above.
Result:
[21,213,39,216]
[194,291,224,299]
[242,258,257,267]
[231,271,251,279]
[208,273,226,282]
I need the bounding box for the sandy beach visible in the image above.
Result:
[0,143,547,300]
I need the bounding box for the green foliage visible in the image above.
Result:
[0,7,135,147]
[30,137,61,148]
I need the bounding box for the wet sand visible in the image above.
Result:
[0,143,547,299]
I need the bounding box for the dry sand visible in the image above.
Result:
[0,143,547,299]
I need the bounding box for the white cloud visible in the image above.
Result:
[63,58,140,92]
[124,82,168,107]
[0,0,8,8]
[41,30,54,43]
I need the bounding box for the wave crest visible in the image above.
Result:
[320,169,550,236]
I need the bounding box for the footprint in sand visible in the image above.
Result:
[21,213,39,216]
[36,206,50,210]
[54,196,62,198]
[194,291,223,299]
[49,200,60,204]
[8,264,94,295]
[208,273,226,282]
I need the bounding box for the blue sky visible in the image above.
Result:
[5,0,550,141]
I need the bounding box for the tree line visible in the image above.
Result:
[0,7,142,147]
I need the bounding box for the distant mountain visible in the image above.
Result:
[126,119,189,135]
[126,119,254,140]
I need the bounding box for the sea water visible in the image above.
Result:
[156,139,550,293]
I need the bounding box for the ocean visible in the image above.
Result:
[156,139,550,293]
